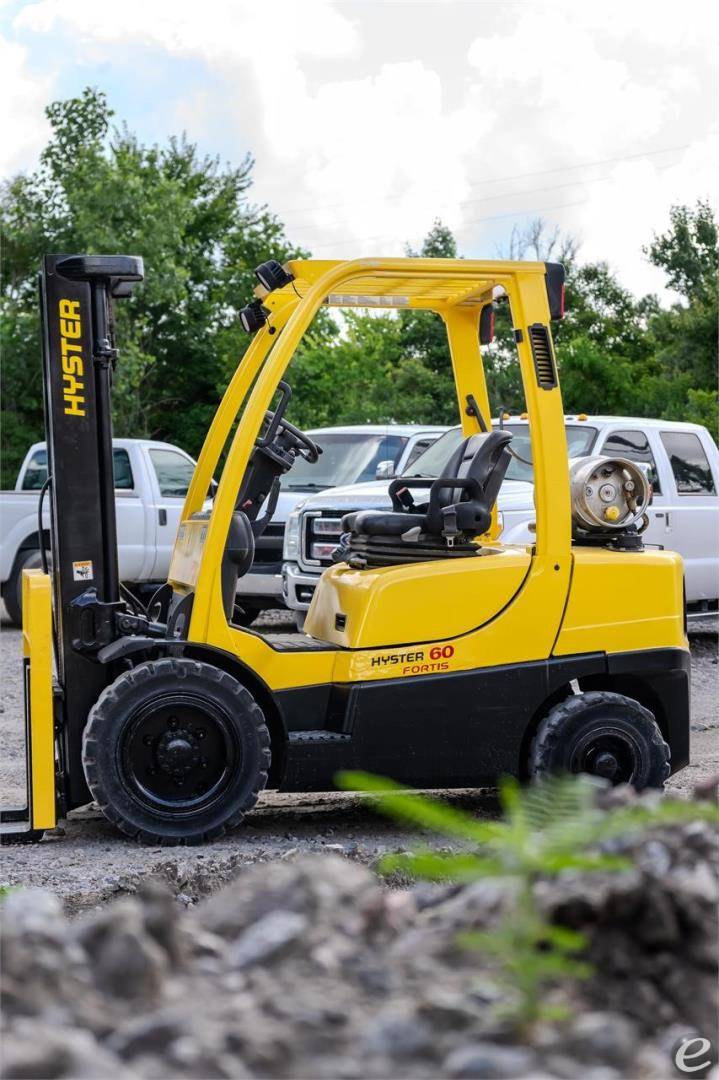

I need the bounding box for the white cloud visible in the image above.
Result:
[0,32,51,176]
[7,0,718,297]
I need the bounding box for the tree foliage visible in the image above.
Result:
[1,88,302,486]
[1,88,717,488]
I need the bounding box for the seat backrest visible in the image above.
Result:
[426,430,513,535]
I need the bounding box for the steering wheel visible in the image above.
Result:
[263,410,321,464]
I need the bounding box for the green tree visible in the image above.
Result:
[399,219,458,420]
[1,88,301,486]
[640,200,718,435]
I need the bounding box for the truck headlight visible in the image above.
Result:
[283,504,305,560]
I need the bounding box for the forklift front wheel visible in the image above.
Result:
[82,658,271,844]
[529,691,670,790]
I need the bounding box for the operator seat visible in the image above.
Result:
[337,430,513,567]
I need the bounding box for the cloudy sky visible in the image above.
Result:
[2,0,717,299]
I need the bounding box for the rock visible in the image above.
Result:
[202,855,377,940]
[443,1042,536,1078]
[417,987,479,1030]
[77,900,169,999]
[362,1010,434,1060]
[137,879,184,962]
[1,889,65,940]
[228,910,308,969]
[565,1011,638,1069]
[0,1021,132,1078]
[108,1011,185,1059]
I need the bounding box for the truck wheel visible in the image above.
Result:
[294,611,307,632]
[529,691,670,790]
[82,658,271,844]
[4,549,49,626]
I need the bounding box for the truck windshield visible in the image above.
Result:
[282,433,407,490]
[406,424,598,482]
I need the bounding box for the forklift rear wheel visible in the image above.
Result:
[82,658,271,844]
[529,691,670,790]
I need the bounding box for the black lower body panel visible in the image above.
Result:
[275,648,691,792]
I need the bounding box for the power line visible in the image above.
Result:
[285,162,675,234]
[270,142,690,221]
[308,198,589,251]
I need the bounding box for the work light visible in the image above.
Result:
[254,260,294,292]
[239,299,269,333]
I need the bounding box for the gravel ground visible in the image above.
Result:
[1,605,716,912]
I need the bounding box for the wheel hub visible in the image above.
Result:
[570,727,640,786]
[156,728,200,778]
[592,750,620,780]
[121,698,238,810]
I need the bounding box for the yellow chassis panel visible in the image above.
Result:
[22,569,56,830]
[306,547,531,648]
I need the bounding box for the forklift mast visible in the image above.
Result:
[39,254,143,809]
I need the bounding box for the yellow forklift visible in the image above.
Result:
[2,254,690,844]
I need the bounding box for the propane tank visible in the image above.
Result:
[569,456,650,533]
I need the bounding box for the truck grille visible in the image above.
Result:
[300,511,345,571]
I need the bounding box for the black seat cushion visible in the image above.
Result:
[342,509,427,537]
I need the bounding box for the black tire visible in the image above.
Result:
[529,691,670,790]
[3,549,49,626]
[82,658,271,844]
[294,611,307,632]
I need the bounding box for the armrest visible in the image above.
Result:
[428,475,481,503]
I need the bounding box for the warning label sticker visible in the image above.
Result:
[72,560,94,582]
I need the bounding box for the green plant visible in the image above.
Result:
[338,771,719,1030]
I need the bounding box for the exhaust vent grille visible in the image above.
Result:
[528,323,558,389]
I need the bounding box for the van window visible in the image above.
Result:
[601,430,661,494]
[22,447,134,490]
[660,432,716,495]
[149,449,196,497]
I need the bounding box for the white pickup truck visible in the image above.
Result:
[1,438,198,623]
[282,416,719,628]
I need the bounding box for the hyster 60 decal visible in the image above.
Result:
[371,643,455,676]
